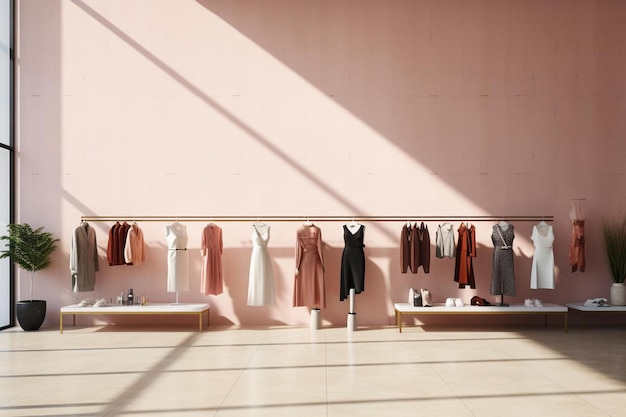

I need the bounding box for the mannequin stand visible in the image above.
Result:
[170,291,184,305]
[496,294,509,307]
[347,288,357,331]
[310,308,321,330]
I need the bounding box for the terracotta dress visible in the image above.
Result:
[340,224,365,301]
[569,220,585,272]
[201,223,224,295]
[293,224,325,308]
[454,223,476,288]
[490,224,516,297]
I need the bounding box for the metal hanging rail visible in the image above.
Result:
[80,215,554,223]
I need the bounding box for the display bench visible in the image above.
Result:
[394,303,569,333]
[59,303,210,333]
[566,303,626,330]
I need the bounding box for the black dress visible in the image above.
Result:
[340,224,365,301]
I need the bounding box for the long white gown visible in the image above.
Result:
[165,222,189,292]
[530,222,555,289]
[247,223,275,306]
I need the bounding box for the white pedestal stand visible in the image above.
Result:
[170,291,184,305]
[310,308,321,330]
[347,288,357,331]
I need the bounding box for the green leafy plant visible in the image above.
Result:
[601,214,626,284]
[0,223,59,300]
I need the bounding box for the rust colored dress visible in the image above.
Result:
[454,223,477,288]
[201,223,224,295]
[294,224,326,308]
[569,220,585,272]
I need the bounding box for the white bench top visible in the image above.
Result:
[566,302,626,312]
[395,302,567,313]
[61,303,210,313]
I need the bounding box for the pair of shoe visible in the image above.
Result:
[445,298,464,307]
[93,298,107,307]
[78,298,94,307]
[524,298,543,307]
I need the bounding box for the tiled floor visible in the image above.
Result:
[0,324,624,416]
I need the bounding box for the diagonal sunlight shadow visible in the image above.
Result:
[69,0,395,241]
[96,332,201,417]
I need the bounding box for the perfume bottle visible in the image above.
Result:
[128,289,134,306]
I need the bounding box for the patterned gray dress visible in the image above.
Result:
[490,224,516,297]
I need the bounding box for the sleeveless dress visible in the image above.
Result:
[340,224,365,301]
[247,223,275,306]
[530,222,555,289]
[293,224,326,308]
[165,222,189,292]
[201,223,223,295]
[490,224,515,297]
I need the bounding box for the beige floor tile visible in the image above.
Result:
[0,326,624,416]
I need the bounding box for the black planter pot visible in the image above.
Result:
[16,300,46,331]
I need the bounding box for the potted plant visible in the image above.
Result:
[601,214,626,306]
[0,223,59,330]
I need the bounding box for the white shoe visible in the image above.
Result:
[93,298,107,307]
[534,298,543,307]
[454,298,464,307]
[524,299,534,307]
[445,298,455,307]
[78,298,94,307]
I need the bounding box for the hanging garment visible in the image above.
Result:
[415,222,431,273]
[454,223,476,289]
[107,221,131,266]
[436,222,456,258]
[124,222,146,266]
[247,223,275,306]
[201,223,224,296]
[165,222,189,292]
[293,224,326,308]
[340,224,365,301]
[490,224,516,297]
[116,222,131,265]
[70,222,99,292]
[107,222,120,266]
[568,220,585,273]
[400,223,414,273]
[530,222,555,289]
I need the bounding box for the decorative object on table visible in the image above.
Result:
[470,296,492,306]
[0,223,59,330]
[420,288,432,307]
[413,289,422,306]
[601,213,626,306]
[583,298,609,307]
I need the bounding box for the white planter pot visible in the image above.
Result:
[610,283,626,306]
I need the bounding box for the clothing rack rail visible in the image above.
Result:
[80,215,554,223]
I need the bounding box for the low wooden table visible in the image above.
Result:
[60,303,210,333]
[394,302,569,332]
[566,302,626,329]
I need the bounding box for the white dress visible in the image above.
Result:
[247,223,275,306]
[530,222,555,289]
[165,222,189,292]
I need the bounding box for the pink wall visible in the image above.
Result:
[15,0,626,328]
